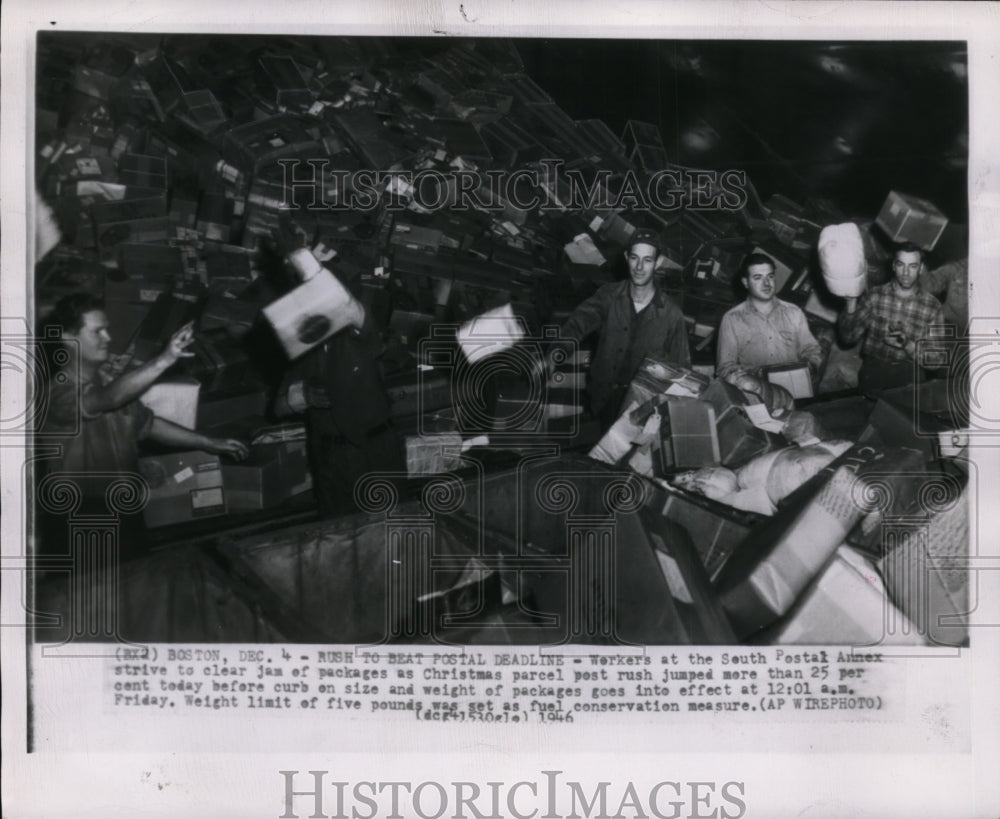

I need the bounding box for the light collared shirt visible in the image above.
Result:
[716,298,823,378]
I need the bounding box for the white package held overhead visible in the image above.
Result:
[457,303,526,364]
[263,268,355,360]
[818,222,867,298]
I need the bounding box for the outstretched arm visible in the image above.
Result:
[837,294,871,346]
[81,323,195,416]
[147,417,249,460]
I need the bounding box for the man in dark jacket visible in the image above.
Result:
[557,229,690,428]
[272,220,403,519]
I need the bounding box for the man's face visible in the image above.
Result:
[743,262,776,302]
[892,250,923,290]
[625,242,659,287]
[66,310,111,366]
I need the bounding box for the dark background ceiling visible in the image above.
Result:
[516,39,968,223]
[38,33,968,224]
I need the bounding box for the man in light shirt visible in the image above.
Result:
[716,252,824,382]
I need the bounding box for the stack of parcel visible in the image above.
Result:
[33,34,969,647]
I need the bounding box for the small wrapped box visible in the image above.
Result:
[875,190,949,251]
[262,269,356,359]
[764,362,814,399]
[405,433,464,476]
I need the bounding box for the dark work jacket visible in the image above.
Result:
[286,291,393,447]
[560,280,690,418]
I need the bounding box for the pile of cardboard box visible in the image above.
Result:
[587,353,970,646]
[34,35,969,644]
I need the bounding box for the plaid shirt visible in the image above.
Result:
[838,282,946,362]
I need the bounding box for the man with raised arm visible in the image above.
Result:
[557,228,690,428]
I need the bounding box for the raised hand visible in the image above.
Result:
[161,322,197,365]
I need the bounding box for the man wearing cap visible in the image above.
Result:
[555,229,690,428]
[716,252,824,381]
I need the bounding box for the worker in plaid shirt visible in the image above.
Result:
[838,242,947,392]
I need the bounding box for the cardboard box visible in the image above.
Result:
[118,152,169,189]
[131,293,200,364]
[405,433,464,476]
[255,55,314,110]
[116,242,184,290]
[72,64,122,101]
[197,385,269,429]
[764,363,814,399]
[199,294,260,338]
[622,120,668,170]
[878,483,969,647]
[263,269,358,360]
[222,440,312,511]
[196,192,235,243]
[701,379,786,468]
[178,89,229,138]
[96,216,171,264]
[716,444,927,638]
[875,190,949,251]
[138,450,226,528]
[656,481,760,582]
[385,368,453,421]
[771,545,924,645]
[621,356,711,412]
[187,332,250,393]
[139,377,201,429]
[662,398,720,469]
[221,114,321,174]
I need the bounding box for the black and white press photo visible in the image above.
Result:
[3,2,999,818]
